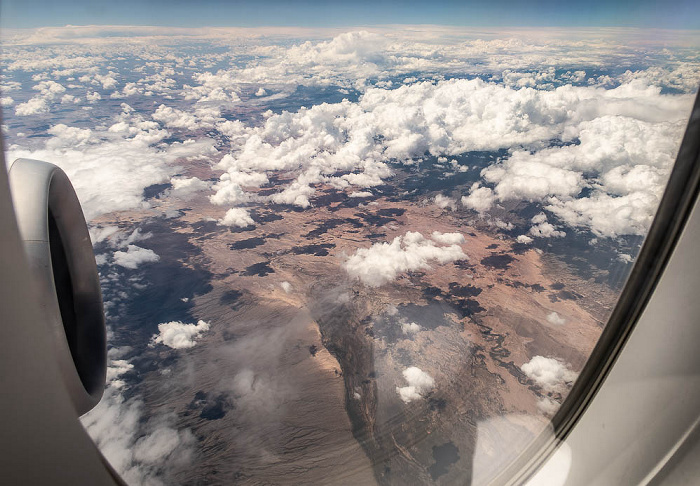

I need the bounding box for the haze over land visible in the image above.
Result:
[2,24,698,485]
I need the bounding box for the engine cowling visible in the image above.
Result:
[8,158,106,416]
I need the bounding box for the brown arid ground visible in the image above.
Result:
[94,160,615,485]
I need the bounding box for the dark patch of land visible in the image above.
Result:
[511,242,530,254]
[355,211,398,227]
[393,152,502,197]
[480,253,516,270]
[428,442,460,480]
[448,283,483,298]
[312,190,347,207]
[229,237,266,250]
[360,301,458,345]
[376,208,405,217]
[187,391,233,421]
[304,218,364,238]
[111,218,213,347]
[251,209,285,224]
[190,220,223,237]
[556,290,581,300]
[220,289,243,308]
[428,397,447,413]
[423,284,485,319]
[397,302,458,331]
[256,188,278,197]
[228,225,256,233]
[243,261,275,276]
[291,243,336,256]
[453,259,475,270]
[143,182,172,200]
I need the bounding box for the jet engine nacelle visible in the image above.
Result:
[7,158,106,416]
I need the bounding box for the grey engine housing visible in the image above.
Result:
[7,158,106,416]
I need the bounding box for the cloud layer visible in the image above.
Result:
[7,105,216,220]
[3,28,696,239]
[81,347,196,486]
[209,76,692,238]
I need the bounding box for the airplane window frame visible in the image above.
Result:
[492,89,700,485]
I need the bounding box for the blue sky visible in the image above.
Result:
[2,0,699,30]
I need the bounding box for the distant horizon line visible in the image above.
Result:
[5,23,700,32]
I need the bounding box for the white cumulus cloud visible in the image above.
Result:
[168,176,210,199]
[150,320,211,349]
[344,231,466,287]
[113,245,160,269]
[546,312,566,325]
[401,322,422,335]
[396,366,435,403]
[521,356,577,393]
[433,194,456,210]
[152,104,199,130]
[219,207,254,228]
[462,184,495,213]
[430,231,465,245]
[15,97,49,115]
